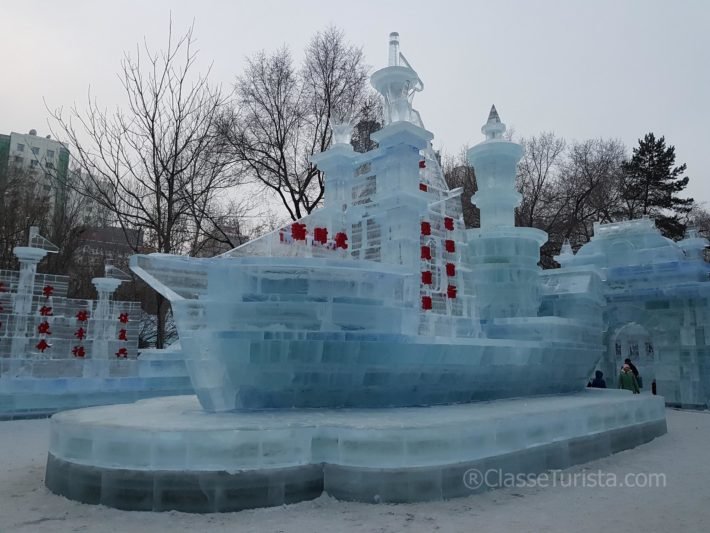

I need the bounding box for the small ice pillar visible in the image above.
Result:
[311,119,357,212]
[10,246,49,357]
[88,277,124,369]
[12,246,49,316]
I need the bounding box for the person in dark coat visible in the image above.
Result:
[624,358,642,388]
[589,370,606,388]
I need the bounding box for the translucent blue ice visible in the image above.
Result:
[130,34,604,411]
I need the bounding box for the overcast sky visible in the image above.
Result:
[2,0,708,202]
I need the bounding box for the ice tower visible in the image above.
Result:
[467,107,547,319]
[45,32,667,513]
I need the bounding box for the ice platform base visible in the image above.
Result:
[45,390,667,513]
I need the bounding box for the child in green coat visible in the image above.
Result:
[618,364,640,394]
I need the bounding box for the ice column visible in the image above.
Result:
[90,277,123,362]
[466,106,547,319]
[10,243,50,357]
[311,120,357,214]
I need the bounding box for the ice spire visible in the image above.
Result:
[482,104,506,140]
[555,239,575,267]
[388,32,400,66]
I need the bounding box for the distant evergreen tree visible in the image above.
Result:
[620,133,693,240]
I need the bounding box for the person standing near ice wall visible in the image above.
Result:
[624,358,642,388]
[619,364,640,393]
[589,370,607,388]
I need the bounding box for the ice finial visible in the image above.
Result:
[371,33,425,126]
[555,239,575,267]
[330,116,354,145]
[481,104,506,140]
[388,32,400,66]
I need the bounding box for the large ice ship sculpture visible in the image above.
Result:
[131,33,605,411]
[47,33,666,514]
[557,218,710,408]
[0,228,192,417]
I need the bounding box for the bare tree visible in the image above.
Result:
[516,132,566,229]
[51,22,242,347]
[442,148,479,228]
[221,26,373,220]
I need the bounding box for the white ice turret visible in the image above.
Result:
[311,119,357,211]
[465,107,547,320]
[370,32,424,126]
[467,106,522,229]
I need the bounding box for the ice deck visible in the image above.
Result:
[46,390,666,512]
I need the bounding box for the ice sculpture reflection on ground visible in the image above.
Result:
[45,33,667,512]
[0,228,192,418]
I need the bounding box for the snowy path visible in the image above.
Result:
[0,408,708,533]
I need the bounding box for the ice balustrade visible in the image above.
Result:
[0,230,141,380]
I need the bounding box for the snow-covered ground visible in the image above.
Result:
[0,408,708,533]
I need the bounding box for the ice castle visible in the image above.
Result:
[0,228,192,418]
[44,33,667,512]
[557,218,710,409]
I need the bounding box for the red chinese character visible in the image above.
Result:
[37,321,51,335]
[421,296,432,310]
[421,246,432,260]
[118,328,128,341]
[419,183,428,192]
[116,347,128,358]
[72,346,86,358]
[118,313,129,324]
[0,282,6,293]
[40,305,53,316]
[76,310,89,322]
[444,217,454,231]
[42,285,54,298]
[445,240,456,253]
[334,232,348,250]
[447,285,458,299]
[291,222,307,241]
[418,160,426,169]
[421,221,431,236]
[313,227,328,245]
[421,271,433,285]
[446,263,456,277]
[74,327,86,340]
[36,339,50,352]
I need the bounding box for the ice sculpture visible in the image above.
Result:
[46,33,667,513]
[0,229,192,417]
[129,35,605,412]
[558,217,710,408]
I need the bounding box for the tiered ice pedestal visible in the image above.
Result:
[45,390,666,512]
